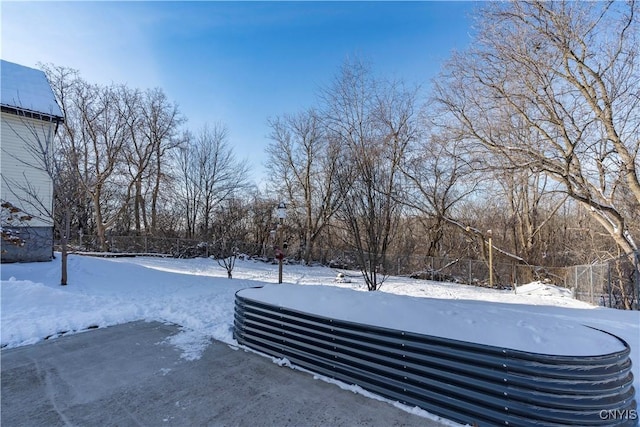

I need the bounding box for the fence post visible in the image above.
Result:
[635,251,639,311]
[590,265,594,306]
[607,261,612,308]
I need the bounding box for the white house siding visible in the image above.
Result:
[1,113,54,226]
[1,112,55,262]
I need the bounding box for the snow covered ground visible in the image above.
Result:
[2,254,638,419]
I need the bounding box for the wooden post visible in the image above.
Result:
[635,252,639,310]
[487,230,493,288]
[278,219,283,284]
[607,262,612,308]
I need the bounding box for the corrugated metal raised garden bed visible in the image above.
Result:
[234,285,637,427]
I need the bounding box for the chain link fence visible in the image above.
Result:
[70,235,265,259]
[63,235,639,310]
[326,250,566,287]
[565,253,639,310]
[323,249,639,310]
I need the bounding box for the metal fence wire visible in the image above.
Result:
[325,250,639,310]
[73,235,264,259]
[565,254,639,310]
[66,235,639,310]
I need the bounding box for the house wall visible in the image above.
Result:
[0,226,53,262]
[1,111,55,262]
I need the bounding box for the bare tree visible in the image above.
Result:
[1,108,73,284]
[245,190,279,258]
[119,86,150,234]
[401,131,479,257]
[266,109,345,264]
[76,82,133,250]
[498,171,568,264]
[175,130,199,238]
[42,65,186,248]
[436,1,639,256]
[322,59,421,290]
[175,124,250,239]
[210,198,251,278]
[43,65,135,251]
[434,1,639,307]
[117,87,183,236]
[139,88,184,233]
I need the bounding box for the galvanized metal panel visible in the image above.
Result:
[234,291,637,426]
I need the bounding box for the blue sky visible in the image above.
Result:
[1,1,476,185]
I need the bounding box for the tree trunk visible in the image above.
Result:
[94,194,108,251]
[134,178,142,233]
[151,149,161,233]
[60,207,70,285]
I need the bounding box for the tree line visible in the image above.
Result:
[262,2,639,306]
[8,2,638,306]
